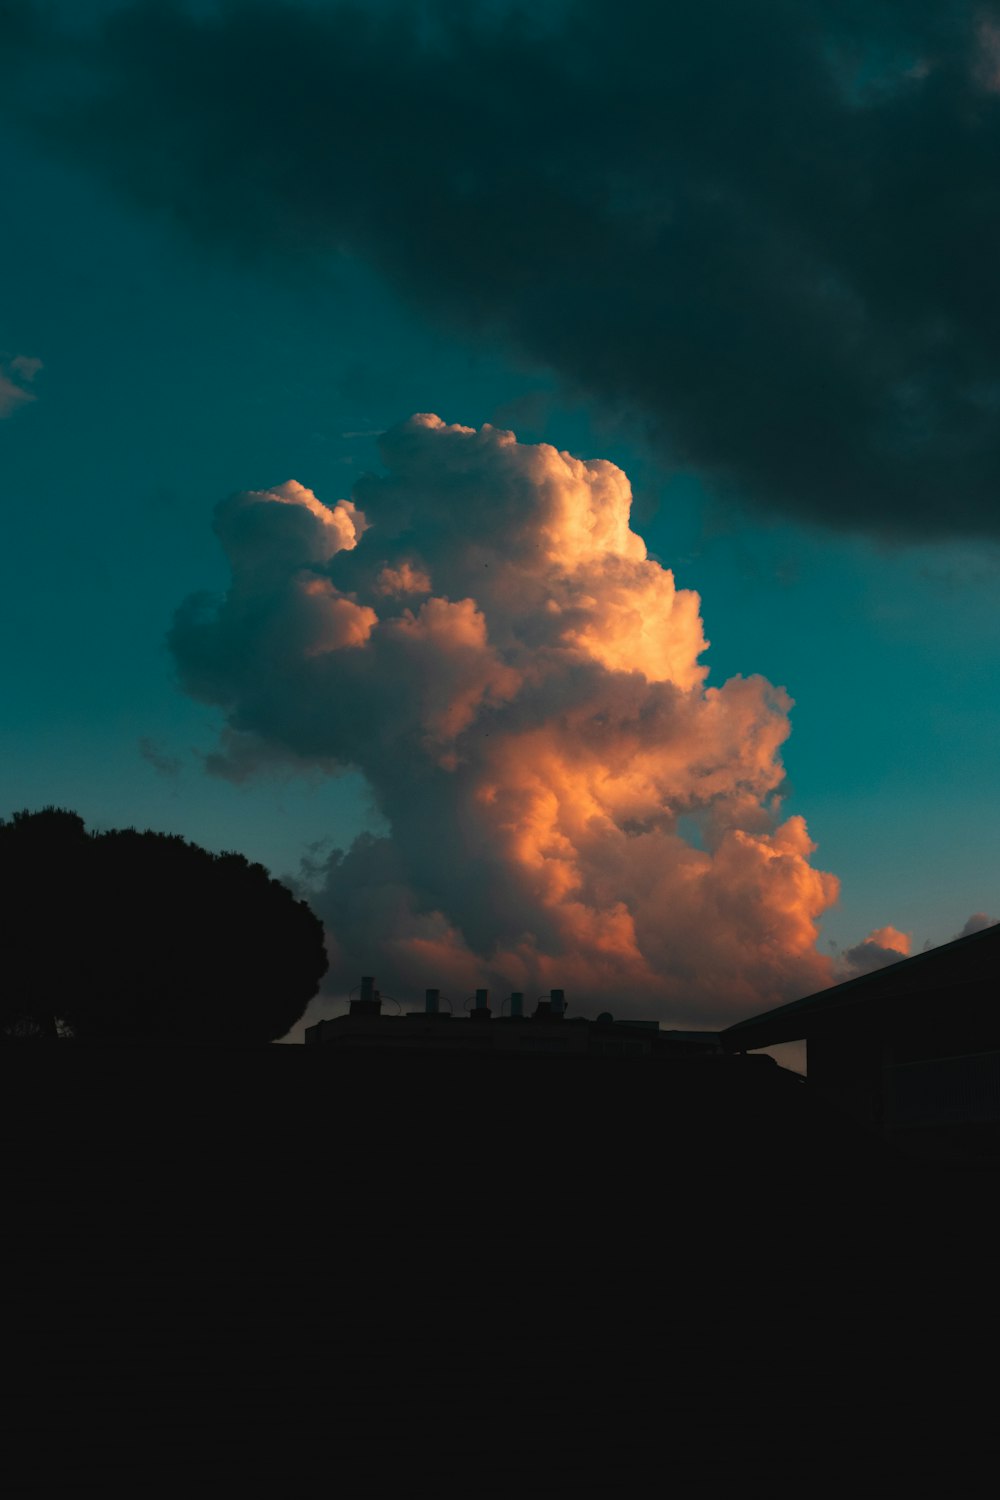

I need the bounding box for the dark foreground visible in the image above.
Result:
[3,1047,992,1489]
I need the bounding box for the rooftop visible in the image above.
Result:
[306,979,723,1057]
[721,922,1000,1050]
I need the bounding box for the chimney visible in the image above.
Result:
[470,987,491,1021]
[425,988,440,1014]
[509,992,524,1018]
[534,989,565,1020]
[350,975,382,1017]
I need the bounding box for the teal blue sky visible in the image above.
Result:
[2,0,998,1001]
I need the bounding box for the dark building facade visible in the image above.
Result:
[720,923,1000,1158]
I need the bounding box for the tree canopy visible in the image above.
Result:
[0,808,328,1042]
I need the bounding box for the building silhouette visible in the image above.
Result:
[307,927,1000,1164]
[305,977,721,1058]
[721,921,1000,1159]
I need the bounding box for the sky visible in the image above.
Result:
[1,0,998,1041]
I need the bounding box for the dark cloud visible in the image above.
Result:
[11,0,1000,537]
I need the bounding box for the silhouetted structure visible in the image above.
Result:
[721,922,1000,1159]
[306,976,721,1057]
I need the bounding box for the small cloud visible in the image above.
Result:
[975,18,1000,92]
[138,736,182,777]
[9,354,42,382]
[917,545,1000,595]
[840,913,999,979]
[374,560,432,597]
[198,727,342,785]
[840,924,911,978]
[0,352,42,419]
[955,912,999,939]
[866,924,911,955]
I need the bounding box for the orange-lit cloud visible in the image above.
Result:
[374,561,432,597]
[172,415,842,1023]
[865,925,911,956]
[840,924,911,978]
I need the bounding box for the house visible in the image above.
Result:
[720,923,1000,1159]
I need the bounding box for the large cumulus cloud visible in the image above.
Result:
[171,415,840,1022]
[12,0,1000,536]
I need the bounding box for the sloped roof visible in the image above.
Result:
[720,921,1000,1050]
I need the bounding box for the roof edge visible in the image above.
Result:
[720,921,1000,1047]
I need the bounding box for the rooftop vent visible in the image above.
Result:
[469,987,491,1021]
[533,990,566,1020]
[350,975,382,1017]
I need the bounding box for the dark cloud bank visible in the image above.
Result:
[9,0,1000,538]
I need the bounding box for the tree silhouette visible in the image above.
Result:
[0,808,328,1042]
[0,808,90,1041]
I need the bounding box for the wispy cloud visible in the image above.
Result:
[138,736,182,777]
[0,352,41,418]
